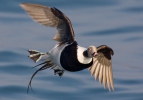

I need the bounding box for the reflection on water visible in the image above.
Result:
[0,0,143,100]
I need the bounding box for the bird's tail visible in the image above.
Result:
[27,49,65,93]
[28,50,49,63]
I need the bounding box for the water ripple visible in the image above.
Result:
[121,6,143,13]
[0,85,26,95]
[123,36,143,42]
[0,50,26,63]
[83,26,143,36]
[0,64,32,75]
[115,78,143,85]
[0,0,119,13]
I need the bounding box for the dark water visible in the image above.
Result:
[0,0,143,100]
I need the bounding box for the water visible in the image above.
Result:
[0,0,143,100]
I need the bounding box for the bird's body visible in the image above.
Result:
[20,3,114,92]
[54,41,93,72]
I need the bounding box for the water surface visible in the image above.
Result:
[0,0,143,100]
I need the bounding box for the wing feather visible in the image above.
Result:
[88,45,114,91]
[90,59,98,75]
[109,64,114,90]
[99,58,104,83]
[20,3,75,44]
[106,65,111,91]
[103,64,107,89]
[94,57,102,80]
[94,62,101,80]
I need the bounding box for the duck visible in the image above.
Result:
[20,3,114,92]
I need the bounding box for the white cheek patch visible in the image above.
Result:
[77,46,92,64]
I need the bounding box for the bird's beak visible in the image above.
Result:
[93,52,98,57]
[92,52,98,57]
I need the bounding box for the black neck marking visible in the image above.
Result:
[83,50,88,58]
[60,41,93,72]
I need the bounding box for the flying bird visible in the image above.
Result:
[20,3,114,92]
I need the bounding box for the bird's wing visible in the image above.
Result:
[20,3,75,44]
[88,45,114,91]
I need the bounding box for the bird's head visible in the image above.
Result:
[83,46,98,58]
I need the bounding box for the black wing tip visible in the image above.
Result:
[97,45,114,55]
[96,45,114,60]
[50,7,64,20]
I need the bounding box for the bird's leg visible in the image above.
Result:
[54,69,64,77]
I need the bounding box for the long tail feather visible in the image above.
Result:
[32,61,49,68]
[27,60,54,93]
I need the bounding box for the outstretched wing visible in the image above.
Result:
[20,3,75,44]
[89,45,114,91]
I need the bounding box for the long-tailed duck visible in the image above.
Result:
[20,3,114,92]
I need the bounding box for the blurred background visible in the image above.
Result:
[0,0,143,100]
